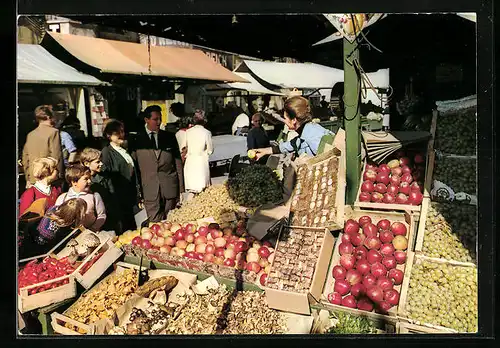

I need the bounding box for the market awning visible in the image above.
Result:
[44,32,248,83]
[237,60,345,90]
[215,72,285,95]
[237,60,390,90]
[17,43,106,85]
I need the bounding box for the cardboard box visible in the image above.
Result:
[265,227,335,315]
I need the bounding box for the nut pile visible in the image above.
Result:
[64,269,138,326]
[435,108,476,156]
[405,258,477,332]
[166,184,239,223]
[422,203,477,263]
[433,156,476,194]
[266,228,324,292]
[290,156,339,228]
[164,285,287,334]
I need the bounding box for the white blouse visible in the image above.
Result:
[110,143,135,168]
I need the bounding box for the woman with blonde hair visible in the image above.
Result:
[253,96,332,159]
[19,157,62,218]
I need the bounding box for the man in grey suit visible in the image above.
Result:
[130,105,184,222]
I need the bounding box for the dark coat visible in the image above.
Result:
[90,170,118,232]
[129,129,183,200]
[100,144,139,232]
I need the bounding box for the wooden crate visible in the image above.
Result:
[265,227,335,315]
[320,208,416,319]
[396,321,457,334]
[354,161,424,213]
[51,263,140,335]
[398,252,475,333]
[51,312,92,335]
[311,304,398,334]
[18,274,77,314]
[413,198,477,265]
[289,149,346,231]
[73,239,123,289]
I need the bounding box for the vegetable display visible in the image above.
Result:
[433,156,476,195]
[435,109,476,156]
[359,150,425,206]
[290,156,340,227]
[227,165,283,208]
[166,184,239,223]
[18,257,74,294]
[327,216,409,314]
[422,203,476,263]
[405,259,477,332]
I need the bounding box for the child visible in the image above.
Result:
[80,147,118,232]
[19,198,87,259]
[19,157,62,218]
[55,164,107,232]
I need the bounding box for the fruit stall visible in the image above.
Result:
[17,116,477,335]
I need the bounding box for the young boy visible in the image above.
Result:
[55,164,107,232]
[80,148,118,232]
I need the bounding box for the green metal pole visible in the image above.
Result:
[343,38,361,205]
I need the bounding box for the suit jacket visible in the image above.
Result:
[22,124,64,184]
[130,129,183,200]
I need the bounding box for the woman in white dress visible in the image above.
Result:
[183,110,213,193]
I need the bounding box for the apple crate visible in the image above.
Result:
[398,252,476,333]
[354,139,433,213]
[320,208,416,319]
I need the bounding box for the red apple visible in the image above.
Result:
[399,157,411,166]
[376,172,390,186]
[382,193,396,204]
[198,226,209,237]
[395,193,409,204]
[375,183,387,194]
[378,164,391,173]
[223,258,236,267]
[203,253,215,263]
[371,192,384,203]
[194,235,207,245]
[386,184,399,196]
[391,167,403,177]
[361,180,375,193]
[389,175,401,186]
[401,173,413,184]
[399,182,411,195]
[359,192,371,202]
[363,169,377,182]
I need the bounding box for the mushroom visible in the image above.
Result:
[78,233,101,258]
[66,239,80,263]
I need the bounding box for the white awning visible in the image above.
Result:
[17,43,107,85]
[222,72,285,95]
[237,60,390,90]
[237,60,345,89]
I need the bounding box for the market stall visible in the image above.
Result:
[17,14,478,337]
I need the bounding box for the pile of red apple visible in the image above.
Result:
[130,221,274,287]
[327,216,408,314]
[359,151,425,205]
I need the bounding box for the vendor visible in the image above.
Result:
[254,96,332,160]
[231,107,250,136]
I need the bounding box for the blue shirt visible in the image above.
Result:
[279,122,332,156]
[60,131,77,165]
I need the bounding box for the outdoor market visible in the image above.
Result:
[17,13,478,336]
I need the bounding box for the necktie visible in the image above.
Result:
[150,132,157,150]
